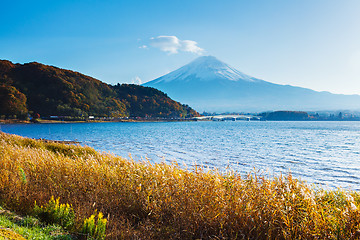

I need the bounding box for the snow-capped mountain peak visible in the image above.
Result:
[151,56,257,83]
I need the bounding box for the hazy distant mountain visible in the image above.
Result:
[143,56,360,112]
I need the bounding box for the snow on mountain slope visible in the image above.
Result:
[151,56,259,83]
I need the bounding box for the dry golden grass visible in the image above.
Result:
[1,132,360,239]
[0,228,27,240]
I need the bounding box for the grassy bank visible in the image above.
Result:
[0,206,73,239]
[1,132,360,239]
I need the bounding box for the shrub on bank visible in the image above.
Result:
[0,132,360,239]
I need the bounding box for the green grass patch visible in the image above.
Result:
[0,207,73,240]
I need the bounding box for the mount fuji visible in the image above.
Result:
[143,56,360,112]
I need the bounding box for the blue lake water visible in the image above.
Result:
[1,121,360,190]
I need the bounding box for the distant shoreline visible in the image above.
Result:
[0,118,200,124]
[2,118,360,125]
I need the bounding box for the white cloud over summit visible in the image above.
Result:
[131,76,142,85]
[148,36,204,55]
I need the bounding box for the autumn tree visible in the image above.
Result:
[0,84,28,119]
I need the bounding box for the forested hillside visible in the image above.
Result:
[0,60,199,119]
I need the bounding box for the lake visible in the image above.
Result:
[1,121,360,190]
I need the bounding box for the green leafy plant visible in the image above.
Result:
[18,167,27,184]
[33,196,75,229]
[82,212,107,240]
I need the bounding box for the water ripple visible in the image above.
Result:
[2,121,360,190]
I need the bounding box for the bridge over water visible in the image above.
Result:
[195,115,262,121]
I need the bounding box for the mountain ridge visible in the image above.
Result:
[143,56,360,112]
[0,59,199,119]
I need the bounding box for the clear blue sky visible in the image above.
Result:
[1,0,360,94]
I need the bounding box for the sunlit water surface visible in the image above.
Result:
[2,121,360,190]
